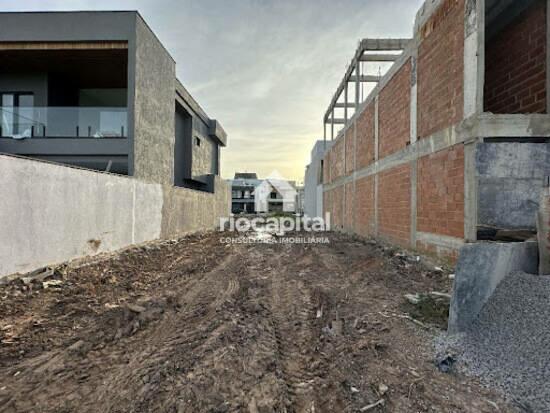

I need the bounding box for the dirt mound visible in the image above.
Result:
[0,232,515,412]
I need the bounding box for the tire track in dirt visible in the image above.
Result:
[0,244,245,413]
[264,242,325,413]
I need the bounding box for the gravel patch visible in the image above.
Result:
[437,272,550,412]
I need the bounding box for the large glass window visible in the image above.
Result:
[1,92,34,137]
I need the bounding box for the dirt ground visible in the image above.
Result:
[0,231,515,413]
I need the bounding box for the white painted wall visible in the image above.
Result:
[0,155,164,277]
[304,140,332,218]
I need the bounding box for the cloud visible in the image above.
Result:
[0,0,425,181]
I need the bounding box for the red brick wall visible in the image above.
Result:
[331,186,344,230]
[345,126,355,174]
[355,176,375,237]
[344,182,354,231]
[356,103,375,169]
[378,60,412,158]
[378,164,411,246]
[484,0,547,114]
[418,0,465,138]
[417,146,465,239]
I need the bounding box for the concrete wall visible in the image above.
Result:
[0,154,230,278]
[133,16,176,185]
[449,241,539,333]
[477,142,550,230]
[304,140,330,218]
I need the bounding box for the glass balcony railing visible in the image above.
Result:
[0,107,127,139]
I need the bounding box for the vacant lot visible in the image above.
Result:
[0,232,513,412]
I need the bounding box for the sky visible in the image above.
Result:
[0,0,424,182]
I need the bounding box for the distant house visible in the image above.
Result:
[228,171,297,214]
[229,173,261,214]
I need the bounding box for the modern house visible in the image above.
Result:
[229,172,298,214]
[230,173,261,214]
[0,11,226,193]
[0,11,231,278]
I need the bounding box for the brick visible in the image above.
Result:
[417,145,465,238]
[354,176,375,237]
[356,103,375,169]
[378,164,411,246]
[418,0,465,138]
[378,60,412,158]
[484,0,547,114]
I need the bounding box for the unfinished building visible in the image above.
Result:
[320,0,550,258]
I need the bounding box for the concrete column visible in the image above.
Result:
[374,173,379,236]
[352,120,357,232]
[374,96,379,161]
[410,159,418,247]
[410,55,418,144]
[374,95,380,236]
[464,140,478,241]
[331,111,335,140]
[344,84,348,124]
[464,0,485,117]
[547,0,550,112]
[409,52,418,246]
[355,62,360,110]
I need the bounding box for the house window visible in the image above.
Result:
[195,136,201,147]
[270,192,277,199]
[1,92,34,137]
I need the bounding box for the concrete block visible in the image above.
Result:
[448,241,539,333]
[538,188,550,275]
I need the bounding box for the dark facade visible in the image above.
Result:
[0,11,226,192]
[230,173,259,214]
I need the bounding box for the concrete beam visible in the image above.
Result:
[323,113,550,193]
[359,53,400,62]
[547,0,550,112]
[0,41,128,50]
[334,102,357,108]
[361,38,410,50]
[323,38,411,121]
[348,75,380,83]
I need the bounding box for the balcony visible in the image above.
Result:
[0,106,127,139]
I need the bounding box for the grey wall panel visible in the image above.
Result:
[476,142,550,229]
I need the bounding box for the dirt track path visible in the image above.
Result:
[0,232,515,412]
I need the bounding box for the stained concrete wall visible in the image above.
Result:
[477,142,550,230]
[0,154,230,278]
[133,16,176,185]
[304,140,331,218]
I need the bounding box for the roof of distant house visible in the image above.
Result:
[234,172,258,180]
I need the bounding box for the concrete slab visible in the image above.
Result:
[448,241,539,333]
